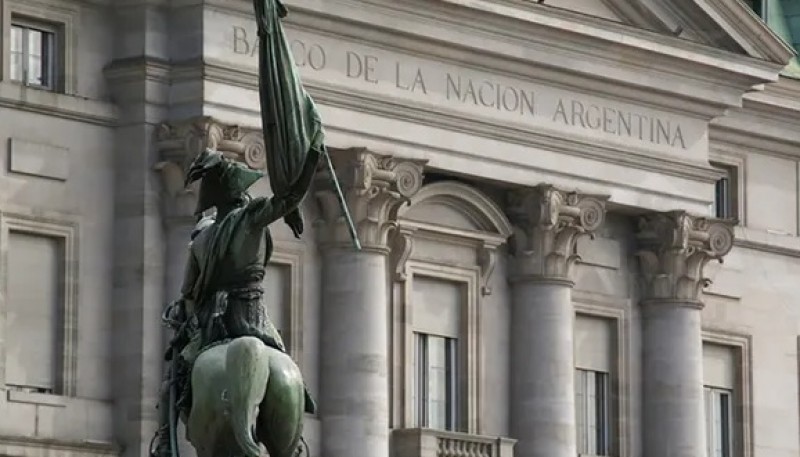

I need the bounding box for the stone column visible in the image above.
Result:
[315,148,425,457]
[636,211,734,457]
[506,185,607,457]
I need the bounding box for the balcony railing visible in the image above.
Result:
[392,428,516,457]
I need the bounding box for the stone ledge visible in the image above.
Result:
[391,428,516,457]
[0,435,118,457]
[6,390,66,408]
[0,82,117,127]
[734,225,800,258]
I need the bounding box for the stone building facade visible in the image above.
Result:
[1,1,800,457]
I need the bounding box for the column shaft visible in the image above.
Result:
[636,211,735,457]
[642,303,705,457]
[321,249,389,457]
[506,185,608,457]
[511,281,576,457]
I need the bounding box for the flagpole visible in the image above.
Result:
[322,146,361,251]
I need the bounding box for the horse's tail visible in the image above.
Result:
[226,336,270,457]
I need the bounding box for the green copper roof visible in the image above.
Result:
[767,0,800,78]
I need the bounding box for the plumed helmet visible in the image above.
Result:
[184,148,264,217]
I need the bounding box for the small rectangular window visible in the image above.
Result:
[576,369,611,455]
[413,333,457,431]
[705,387,734,457]
[711,163,738,220]
[9,19,58,90]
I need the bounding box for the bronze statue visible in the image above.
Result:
[151,0,360,456]
[151,147,321,457]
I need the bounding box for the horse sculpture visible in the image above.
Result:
[186,336,306,457]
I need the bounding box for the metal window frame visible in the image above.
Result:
[413,332,458,431]
[576,368,612,456]
[704,386,735,457]
[9,16,59,90]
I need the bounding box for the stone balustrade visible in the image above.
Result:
[391,428,516,457]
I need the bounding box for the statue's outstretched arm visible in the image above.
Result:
[249,147,323,227]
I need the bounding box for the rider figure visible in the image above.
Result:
[151,147,321,457]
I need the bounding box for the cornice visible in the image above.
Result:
[696,0,796,65]
[284,0,782,100]
[709,124,800,161]
[104,57,172,84]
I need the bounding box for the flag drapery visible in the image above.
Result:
[254,0,325,229]
[253,0,360,249]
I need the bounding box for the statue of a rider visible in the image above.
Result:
[150,146,321,457]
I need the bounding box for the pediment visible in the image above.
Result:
[532,0,795,65]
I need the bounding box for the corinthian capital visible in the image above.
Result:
[636,211,734,305]
[507,184,608,283]
[315,148,427,253]
[154,116,266,222]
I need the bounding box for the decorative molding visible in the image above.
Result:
[154,116,266,222]
[507,184,609,283]
[402,181,514,236]
[391,225,417,282]
[636,210,735,305]
[477,242,499,296]
[285,0,783,106]
[0,211,79,397]
[314,147,427,253]
[398,181,512,295]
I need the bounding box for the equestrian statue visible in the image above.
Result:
[150,1,359,457]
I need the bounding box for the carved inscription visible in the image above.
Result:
[231,26,687,150]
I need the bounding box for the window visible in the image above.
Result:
[703,340,748,457]
[576,369,611,455]
[705,387,734,457]
[412,333,457,431]
[574,314,616,455]
[711,162,738,220]
[743,0,764,17]
[5,231,65,394]
[263,262,290,345]
[9,18,58,90]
